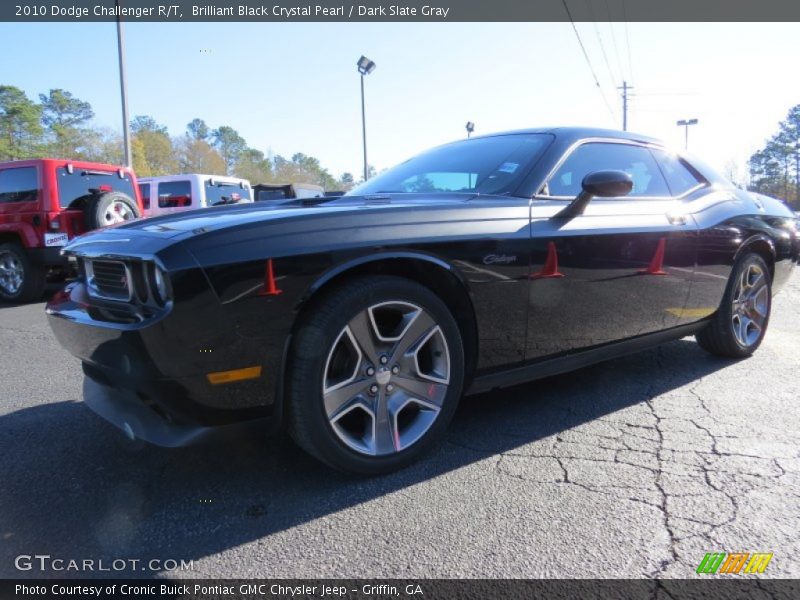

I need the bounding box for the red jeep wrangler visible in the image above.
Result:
[0,158,143,302]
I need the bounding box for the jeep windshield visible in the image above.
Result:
[56,167,137,209]
[345,133,553,197]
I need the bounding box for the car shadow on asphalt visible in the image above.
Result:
[0,285,63,310]
[0,337,738,578]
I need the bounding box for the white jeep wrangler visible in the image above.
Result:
[138,174,253,218]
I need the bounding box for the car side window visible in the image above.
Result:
[650,149,705,196]
[158,181,192,208]
[138,183,151,210]
[0,167,38,203]
[546,142,670,198]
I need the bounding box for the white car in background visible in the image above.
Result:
[137,174,253,218]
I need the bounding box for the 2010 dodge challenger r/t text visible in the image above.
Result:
[46,127,798,474]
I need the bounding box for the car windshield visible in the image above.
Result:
[57,167,136,209]
[346,133,553,197]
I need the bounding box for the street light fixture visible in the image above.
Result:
[676,118,698,150]
[465,121,475,138]
[357,56,376,181]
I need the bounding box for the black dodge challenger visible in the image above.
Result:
[47,127,798,474]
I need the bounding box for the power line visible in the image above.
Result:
[584,0,618,86]
[562,0,617,124]
[593,23,618,88]
[604,1,627,83]
[633,92,698,97]
[621,0,635,83]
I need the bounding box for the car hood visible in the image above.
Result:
[60,193,478,264]
[116,193,474,238]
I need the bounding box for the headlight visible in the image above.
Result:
[149,263,171,305]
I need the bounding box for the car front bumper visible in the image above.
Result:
[82,371,272,447]
[46,280,285,444]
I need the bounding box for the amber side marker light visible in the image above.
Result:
[206,366,263,385]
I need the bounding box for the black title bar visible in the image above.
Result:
[3,579,800,600]
[5,0,800,22]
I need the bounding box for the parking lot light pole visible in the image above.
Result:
[116,0,132,168]
[677,118,698,151]
[357,56,376,181]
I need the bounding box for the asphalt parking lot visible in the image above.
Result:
[0,277,798,579]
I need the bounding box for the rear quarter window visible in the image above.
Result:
[651,149,705,196]
[0,167,39,203]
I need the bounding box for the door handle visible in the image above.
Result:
[666,212,688,225]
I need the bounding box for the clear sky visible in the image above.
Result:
[2,21,799,180]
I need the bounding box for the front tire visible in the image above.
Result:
[286,276,465,475]
[696,252,772,358]
[0,242,45,303]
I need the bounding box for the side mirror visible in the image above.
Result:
[582,170,634,198]
[553,170,633,219]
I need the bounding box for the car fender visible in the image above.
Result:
[303,250,475,302]
[0,221,40,248]
[734,233,776,264]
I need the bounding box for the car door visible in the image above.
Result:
[526,140,697,359]
[0,165,46,247]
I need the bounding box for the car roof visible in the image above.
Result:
[0,158,135,171]
[469,126,664,146]
[139,174,251,185]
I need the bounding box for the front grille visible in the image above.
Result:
[86,260,131,301]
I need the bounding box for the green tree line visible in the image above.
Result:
[749,104,800,208]
[0,84,354,191]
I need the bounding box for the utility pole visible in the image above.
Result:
[116,0,131,168]
[676,118,698,150]
[617,81,632,131]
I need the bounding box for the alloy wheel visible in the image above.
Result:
[731,263,769,347]
[0,250,24,295]
[103,201,136,225]
[322,301,450,456]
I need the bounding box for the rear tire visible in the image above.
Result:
[286,275,465,475]
[0,242,45,303]
[696,252,771,358]
[84,191,140,230]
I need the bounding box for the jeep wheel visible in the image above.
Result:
[286,275,465,475]
[85,191,140,230]
[0,243,45,303]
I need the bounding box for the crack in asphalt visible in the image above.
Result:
[445,325,800,578]
[642,347,679,578]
